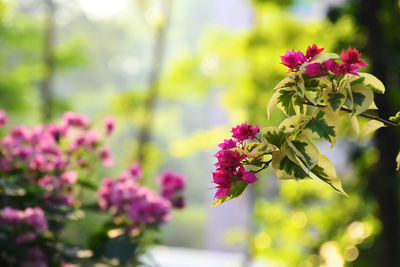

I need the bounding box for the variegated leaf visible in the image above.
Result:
[271,150,309,180]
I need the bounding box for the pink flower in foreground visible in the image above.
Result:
[104,116,116,136]
[98,147,114,167]
[231,122,259,142]
[306,44,324,60]
[0,110,8,127]
[63,111,90,128]
[281,50,306,71]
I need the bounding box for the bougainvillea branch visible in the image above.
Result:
[211,44,400,206]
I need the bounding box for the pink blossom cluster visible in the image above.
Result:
[98,164,172,226]
[212,123,259,199]
[0,207,48,244]
[0,110,116,206]
[157,171,186,209]
[280,44,323,72]
[305,47,366,76]
[280,44,367,77]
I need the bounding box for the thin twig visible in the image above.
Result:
[250,160,272,174]
[302,99,400,129]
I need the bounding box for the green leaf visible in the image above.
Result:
[244,142,276,158]
[273,77,295,90]
[304,77,329,92]
[396,152,400,172]
[349,114,360,136]
[310,153,347,195]
[287,134,319,169]
[361,120,386,137]
[358,72,385,94]
[351,83,373,115]
[344,77,353,109]
[304,109,337,145]
[261,127,286,148]
[272,151,309,180]
[293,95,307,115]
[212,180,248,206]
[308,53,340,64]
[267,90,280,119]
[279,115,308,133]
[277,89,297,116]
[389,112,400,124]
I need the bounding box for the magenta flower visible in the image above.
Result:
[60,171,78,184]
[0,110,8,127]
[305,63,324,76]
[104,116,116,136]
[97,164,179,226]
[98,147,114,167]
[158,171,186,209]
[231,122,259,142]
[129,163,143,179]
[281,50,307,71]
[242,171,258,183]
[218,139,237,150]
[306,44,324,60]
[341,47,367,67]
[63,111,90,128]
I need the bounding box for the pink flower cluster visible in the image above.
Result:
[98,164,172,226]
[0,207,48,244]
[0,111,116,206]
[212,123,259,199]
[280,44,323,71]
[280,44,367,77]
[158,171,186,209]
[305,47,366,76]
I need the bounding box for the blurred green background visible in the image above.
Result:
[1,0,400,266]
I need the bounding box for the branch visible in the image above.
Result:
[303,99,400,129]
[250,160,272,174]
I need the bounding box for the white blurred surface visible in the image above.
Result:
[142,246,270,267]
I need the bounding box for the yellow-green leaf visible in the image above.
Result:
[349,114,360,136]
[261,127,286,148]
[286,134,319,169]
[244,142,276,158]
[303,108,338,146]
[273,77,295,90]
[277,88,298,116]
[212,180,249,206]
[310,153,347,195]
[351,72,385,94]
[272,150,309,180]
[267,90,280,119]
[318,79,347,113]
[396,152,400,171]
[361,120,386,137]
[351,83,373,115]
[308,53,340,64]
[279,115,308,133]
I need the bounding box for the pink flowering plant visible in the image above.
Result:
[212,45,400,206]
[0,111,186,266]
[90,169,185,264]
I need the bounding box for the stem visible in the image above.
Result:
[136,0,174,164]
[302,99,400,129]
[41,0,56,123]
[250,160,272,174]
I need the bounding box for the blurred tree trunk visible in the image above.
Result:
[136,0,173,164]
[359,0,400,266]
[41,0,55,123]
